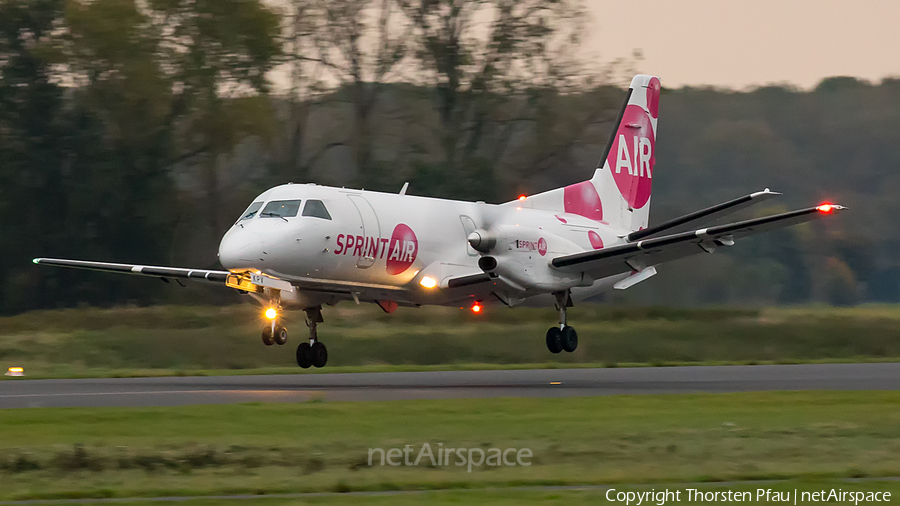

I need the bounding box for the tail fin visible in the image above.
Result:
[523,75,660,232]
[591,74,660,231]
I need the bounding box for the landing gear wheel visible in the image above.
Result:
[274,326,288,345]
[546,327,563,354]
[311,342,328,368]
[296,342,312,368]
[262,326,275,346]
[561,326,578,352]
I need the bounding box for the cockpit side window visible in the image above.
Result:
[302,199,332,220]
[261,200,301,218]
[237,202,263,222]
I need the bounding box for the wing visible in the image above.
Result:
[552,204,845,279]
[32,257,414,301]
[33,258,230,284]
[627,189,780,241]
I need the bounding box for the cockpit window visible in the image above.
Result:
[302,199,332,220]
[237,202,263,222]
[260,200,301,219]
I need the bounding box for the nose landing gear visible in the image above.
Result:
[296,306,327,369]
[546,291,578,354]
[261,319,287,346]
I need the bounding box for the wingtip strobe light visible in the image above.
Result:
[817,203,834,213]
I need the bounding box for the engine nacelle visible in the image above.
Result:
[467,229,496,253]
[476,225,588,293]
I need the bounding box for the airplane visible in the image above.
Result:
[34,75,845,369]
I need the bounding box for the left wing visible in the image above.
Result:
[32,257,409,300]
[32,258,229,284]
[551,204,845,280]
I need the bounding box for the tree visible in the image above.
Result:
[306,0,409,185]
[146,0,282,238]
[398,0,589,200]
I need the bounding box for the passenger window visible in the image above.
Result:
[237,202,263,222]
[260,200,301,218]
[302,199,332,220]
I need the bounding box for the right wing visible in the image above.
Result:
[552,204,845,280]
[627,189,780,241]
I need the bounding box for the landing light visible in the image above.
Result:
[817,203,834,214]
[420,276,437,289]
[265,308,277,320]
[471,302,483,313]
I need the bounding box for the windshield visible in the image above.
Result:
[260,200,301,218]
[237,202,263,222]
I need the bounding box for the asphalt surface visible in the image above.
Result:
[1,363,899,409]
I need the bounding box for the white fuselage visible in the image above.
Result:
[217,183,633,310]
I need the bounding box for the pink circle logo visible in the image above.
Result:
[385,224,418,275]
[607,104,655,209]
[563,181,603,221]
[537,237,547,256]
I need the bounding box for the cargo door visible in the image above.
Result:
[346,194,381,269]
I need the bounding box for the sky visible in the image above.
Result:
[584,0,900,89]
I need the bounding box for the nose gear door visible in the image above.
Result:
[346,194,381,269]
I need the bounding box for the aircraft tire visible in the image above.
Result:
[561,326,578,352]
[311,342,328,368]
[262,326,275,346]
[274,326,288,345]
[296,342,312,368]
[546,327,563,354]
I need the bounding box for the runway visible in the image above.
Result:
[1,363,899,409]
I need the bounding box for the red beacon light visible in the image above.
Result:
[817,203,834,214]
[471,301,483,313]
[518,195,527,201]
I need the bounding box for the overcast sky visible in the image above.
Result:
[584,0,900,89]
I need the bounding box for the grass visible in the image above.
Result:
[12,482,900,505]
[3,304,900,378]
[0,391,899,500]
[59,482,900,506]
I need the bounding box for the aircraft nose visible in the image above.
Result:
[218,228,263,269]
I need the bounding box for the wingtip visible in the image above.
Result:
[816,204,847,214]
[32,258,40,264]
[752,188,782,198]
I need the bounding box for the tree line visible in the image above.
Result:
[0,0,894,313]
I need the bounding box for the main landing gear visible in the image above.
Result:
[296,306,327,369]
[546,291,578,354]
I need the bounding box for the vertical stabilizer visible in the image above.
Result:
[521,75,660,234]
[591,74,660,231]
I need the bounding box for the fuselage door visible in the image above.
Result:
[347,194,381,268]
[459,215,478,256]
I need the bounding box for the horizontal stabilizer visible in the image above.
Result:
[628,189,780,242]
[552,204,845,280]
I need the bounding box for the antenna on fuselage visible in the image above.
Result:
[399,182,409,195]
